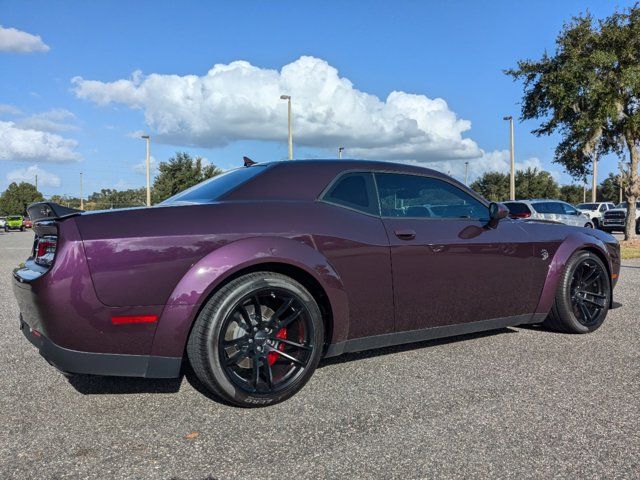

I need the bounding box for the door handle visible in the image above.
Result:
[394,229,416,240]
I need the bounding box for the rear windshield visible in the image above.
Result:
[615,202,640,209]
[504,202,530,215]
[8,216,21,221]
[161,165,268,205]
[577,203,598,210]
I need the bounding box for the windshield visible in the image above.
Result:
[8,216,21,221]
[577,203,598,210]
[615,202,640,209]
[161,165,268,205]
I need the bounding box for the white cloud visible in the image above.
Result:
[0,121,81,163]
[16,109,78,133]
[418,149,557,184]
[72,56,481,161]
[7,165,61,188]
[0,104,21,116]
[133,155,159,175]
[0,25,49,53]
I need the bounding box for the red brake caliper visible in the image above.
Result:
[268,328,287,366]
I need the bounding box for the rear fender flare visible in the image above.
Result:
[150,236,349,358]
[534,232,612,316]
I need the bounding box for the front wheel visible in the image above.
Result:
[584,222,594,229]
[187,272,324,407]
[544,251,610,333]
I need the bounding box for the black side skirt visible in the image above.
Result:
[20,320,182,378]
[324,313,546,358]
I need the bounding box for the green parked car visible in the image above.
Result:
[5,215,25,232]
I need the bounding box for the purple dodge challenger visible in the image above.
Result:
[13,160,620,406]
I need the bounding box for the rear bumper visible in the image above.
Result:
[19,317,182,378]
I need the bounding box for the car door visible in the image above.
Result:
[375,172,544,332]
[560,202,585,226]
[316,172,395,340]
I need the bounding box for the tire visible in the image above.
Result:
[20,226,25,232]
[187,271,324,407]
[592,218,600,229]
[544,251,610,333]
[584,222,593,228]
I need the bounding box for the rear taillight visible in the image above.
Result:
[34,236,57,266]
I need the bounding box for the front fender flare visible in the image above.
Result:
[150,236,349,358]
[534,232,612,316]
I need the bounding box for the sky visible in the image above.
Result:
[0,0,636,198]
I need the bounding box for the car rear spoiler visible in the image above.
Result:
[26,202,83,222]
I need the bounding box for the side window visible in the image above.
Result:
[599,204,607,212]
[375,173,488,220]
[561,203,578,215]
[322,172,378,215]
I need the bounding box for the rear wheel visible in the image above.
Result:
[544,251,610,333]
[187,272,324,407]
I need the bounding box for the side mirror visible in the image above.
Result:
[488,202,509,228]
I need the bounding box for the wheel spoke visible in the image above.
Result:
[278,309,302,330]
[223,335,250,347]
[582,266,600,286]
[264,358,274,390]
[268,347,304,366]
[225,349,246,366]
[252,356,261,391]
[237,306,253,331]
[576,300,593,323]
[267,297,294,327]
[581,293,606,308]
[276,338,312,351]
[252,295,262,324]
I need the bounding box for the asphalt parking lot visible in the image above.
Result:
[0,231,638,479]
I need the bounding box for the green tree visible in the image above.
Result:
[471,168,560,201]
[515,168,560,199]
[559,184,584,204]
[87,188,146,210]
[152,152,223,203]
[49,195,82,209]
[507,6,640,239]
[598,172,623,204]
[0,182,44,216]
[470,172,509,201]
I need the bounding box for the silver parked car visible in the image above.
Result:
[503,200,594,228]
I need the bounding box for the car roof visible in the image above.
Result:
[260,158,443,175]
[224,158,485,203]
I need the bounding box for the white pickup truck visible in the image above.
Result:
[601,201,640,234]
[576,202,617,228]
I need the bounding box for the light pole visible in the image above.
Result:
[338,147,344,159]
[141,135,151,206]
[592,155,598,202]
[80,172,84,210]
[503,116,515,200]
[280,95,293,160]
[464,161,469,186]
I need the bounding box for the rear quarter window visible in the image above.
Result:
[322,172,379,215]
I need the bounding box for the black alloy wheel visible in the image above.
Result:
[188,272,324,407]
[569,258,608,327]
[219,289,315,395]
[544,251,610,333]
